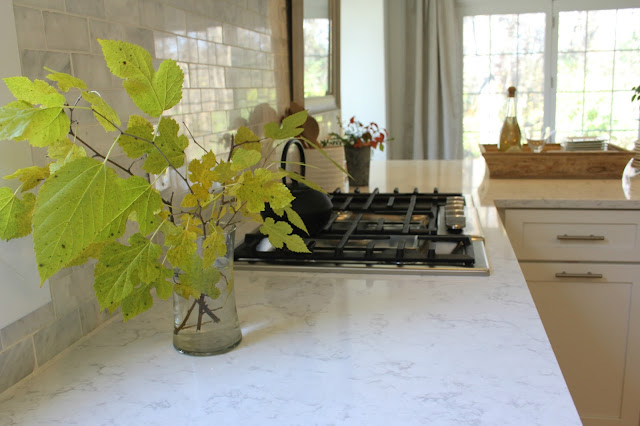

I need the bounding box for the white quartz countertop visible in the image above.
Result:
[4,158,630,425]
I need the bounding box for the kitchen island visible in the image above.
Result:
[4,158,634,425]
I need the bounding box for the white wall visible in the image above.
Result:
[340,0,387,160]
[0,0,50,329]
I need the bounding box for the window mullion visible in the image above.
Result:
[545,0,558,141]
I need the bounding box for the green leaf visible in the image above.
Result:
[179,253,221,298]
[99,39,183,117]
[81,91,121,132]
[259,217,309,253]
[33,157,125,282]
[4,77,65,107]
[44,68,87,92]
[4,166,50,192]
[48,138,87,173]
[153,59,184,113]
[143,117,188,173]
[65,242,106,267]
[0,188,35,241]
[202,224,227,268]
[282,110,308,130]
[120,267,173,321]
[284,206,308,234]
[117,175,163,235]
[231,148,261,171]
[118,115,154,159]
[264,110,307,141]
[0,101,69,147]
[93,233,164,312]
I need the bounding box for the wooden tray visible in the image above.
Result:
[480,144,632,179]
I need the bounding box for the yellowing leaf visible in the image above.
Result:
[211,161,236,184]
[165,225,198,269]
[231,168,274,213]
[81,91,121,132]
[4,166,50,192]
[188,151,217,190]
[231,148,261,171]
[117,175,163,235]
[4,77,65,107]
[45,68,87,92]
[118,115,154,159]
[263,180,294,210]
[235,126,259,144]
[282,110,308,130]
[202,224,226,268]
[0,101,69,147]
[33,157,125,282]
[0,188,35,241]
[143,117,187,174]
[99,39,183,117]
[94,233,163,312]
[259,217,309,253]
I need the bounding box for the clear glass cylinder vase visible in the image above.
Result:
[172,227,242,356]
[622,140,640,200]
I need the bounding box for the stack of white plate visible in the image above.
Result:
[561,136,608,151]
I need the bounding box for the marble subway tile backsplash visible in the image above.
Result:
[1,0,291,395]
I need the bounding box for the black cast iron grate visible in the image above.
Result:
[234,188,476,267]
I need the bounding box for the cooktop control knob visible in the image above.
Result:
[445,196,466,232]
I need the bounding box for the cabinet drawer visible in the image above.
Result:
[504,209,640,262]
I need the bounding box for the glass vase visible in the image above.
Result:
[622,140,640,201]
[172,227,242,356]
[344,145,371,187]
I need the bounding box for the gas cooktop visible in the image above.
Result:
[234,188,490,276]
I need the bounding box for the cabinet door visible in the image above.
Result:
[521,263,640,426]
[504,209,640,262]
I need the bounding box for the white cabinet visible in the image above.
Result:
[504,209,640,426]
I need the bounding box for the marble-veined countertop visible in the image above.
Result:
[4,158,634,425]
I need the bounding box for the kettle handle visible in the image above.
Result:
[280,139,306,183]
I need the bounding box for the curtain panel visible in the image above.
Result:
[385,0,463,160]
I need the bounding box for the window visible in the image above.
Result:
[291,0,340,113]
[461,1,640,157]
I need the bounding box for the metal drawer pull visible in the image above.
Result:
[555,272,603,279]
[556,234,605,241]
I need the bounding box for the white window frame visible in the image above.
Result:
[457,0,640,140]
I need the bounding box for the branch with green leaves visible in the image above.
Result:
[0,39,323,324]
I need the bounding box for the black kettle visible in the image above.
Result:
[263,139,333,235]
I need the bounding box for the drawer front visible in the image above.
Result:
[504,209,640,262]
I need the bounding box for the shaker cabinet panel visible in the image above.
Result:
[521,262,640,426]
[504,209,640,262]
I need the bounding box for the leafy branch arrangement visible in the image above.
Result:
[0,39,317,325]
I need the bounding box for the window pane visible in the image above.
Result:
[557,52,585,91]
[518,53,544,93]
[303,0,331,99]
[558,11,586,52]
[462,12,546,152]
[491,15,518,54]
[556,8,640,143]
[584,51,614,91]
[518,14,545,53]
[616,9,640,50]
[586,10,616,51]
[463,15,490,55]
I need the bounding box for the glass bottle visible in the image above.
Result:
[622,140,640,200]
[498,86,522,152]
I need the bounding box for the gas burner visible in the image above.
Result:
[234,188,489,275]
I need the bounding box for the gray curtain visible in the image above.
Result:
[385,0,462,160]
